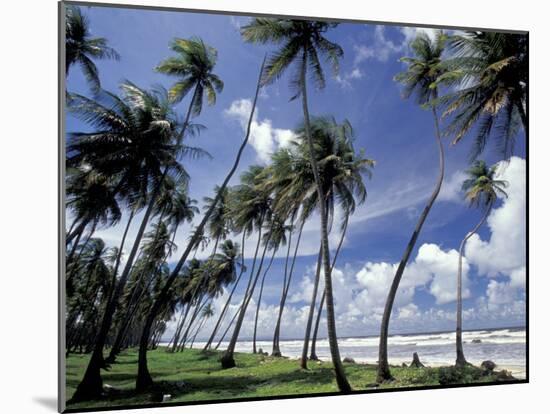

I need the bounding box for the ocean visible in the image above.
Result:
[189,327,527,379]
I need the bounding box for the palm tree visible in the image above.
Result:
[183,239,241,350]
[156,37,224,138]
[105,180,196,364]
[66,238,114,354]
[291,117,372,369]
[69,83,189,402]
[266,149,305,357]
[439,31,527,158]
[455,160,508,366]
[252,215,290,353]
[310,213,349,360]
[202,205,248,351]
[220,165,273,367]
[241,19,351,392]
[377,31,447,382]
[190,303,215,348]
[203,186,232,255]
[134,57,266,391]
[65,5,120,93]
[66,169,121,247]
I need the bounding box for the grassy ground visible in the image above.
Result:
[66,348,512,410]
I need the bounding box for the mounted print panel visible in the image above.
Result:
[59,1,528,412]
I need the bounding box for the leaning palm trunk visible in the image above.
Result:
[377,107,445,382]
[108,210,135,300]
[252,249,276,353]
[203,232,246,351]
[135,57,267,391]
[272,219,304,356]
[300,48,351,392]
[106,214,168,363]
[215,305,240,350]
[456,200,493,366]
[66,217,89,245]
[171,304,191,353]
[70,169,167,402]
[220,224,273,368]
[190,312,209,348]
[300,245,323,368]
[179,295,208,350]
[310,215,349,360]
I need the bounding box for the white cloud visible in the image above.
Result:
[335,67,365,88]
[224,99,295,164]
[413,243,471,305]
[400,26,438,47]
[438,170,467,202]
[465,157,526,278]
[354,26,404,64]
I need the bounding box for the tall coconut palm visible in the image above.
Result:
[220,165,273,368]
[190,303,215,348]
[252,215,290,353]
[178,239,241,350]
[241,19,351,391]
[105,179,193,364]
[66,169,121,247]
[156,37,224,138]
[377,31,448,382]
[455,160,508,366]
[66,238,114,354]
[310,213,349,360]
[293,117,372,369]
[202,208,248,351]
[69,83,189,402]
[263,148,302,357]
[203,186,232,255]
[135,57,266,391]
[439,31,527,158]
[65,5,120,93]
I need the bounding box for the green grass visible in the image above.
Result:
[66,348,508,410]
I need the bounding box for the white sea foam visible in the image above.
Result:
[168,327,527,379]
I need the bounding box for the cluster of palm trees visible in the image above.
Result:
[64,5,526,402]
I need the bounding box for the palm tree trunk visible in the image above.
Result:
[190,313,209,348]
[108,210,135,300]
[456,200,493,366]
[300,244,323,368]
[180,295,208,349]
[67,217,88,245]
[253,249,276,353]
[215,305,240,350]
[300,48,351,392]
[171,304,191,353]
[105,212,167,363]
[70,169,168,402]
[203,231,247,351]
[272,219,303,356]
[135,57,267,392]
[221,229,272,368]
[377,107,445,382]
[310,215,348,360]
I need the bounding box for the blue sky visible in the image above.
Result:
[65,4,527,341]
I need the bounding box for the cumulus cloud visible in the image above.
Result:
[465,157,526,278]
[438,170,468,203]
[400,26,439,47]
[224,99,295,164]
[162,156,526,342]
